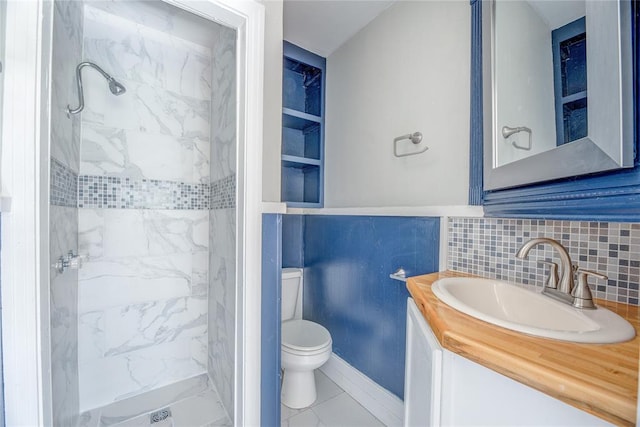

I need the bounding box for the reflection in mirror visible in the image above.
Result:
[552,16,587,146]
[485,0,634,190]
[495,1,587,166]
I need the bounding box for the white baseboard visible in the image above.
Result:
[320,353,404,427]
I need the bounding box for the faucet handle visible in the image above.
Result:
[537,261,559,289]
[571,267,607,310]
[575,267,607,280]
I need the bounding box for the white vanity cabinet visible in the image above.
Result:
[404,297,443,425]
[404,298,611,427]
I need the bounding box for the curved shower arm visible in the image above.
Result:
[67,62,125,116]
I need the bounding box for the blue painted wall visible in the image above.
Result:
[261,214,281,427]
[302,215,440,399]
[282,214,304,268]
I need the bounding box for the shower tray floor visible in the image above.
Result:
[78,373,231,427]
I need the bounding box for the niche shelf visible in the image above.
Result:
[282,41,325,208]
[552,17,587,146]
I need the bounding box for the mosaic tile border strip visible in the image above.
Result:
[51,157,78,207]
[78,175,209,210]
[447,217,640,306]
[210,174,236,209]
[77,174,236,210]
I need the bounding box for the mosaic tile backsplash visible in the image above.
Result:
[448,217,640,306]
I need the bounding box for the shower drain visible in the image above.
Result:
[150,408,172,424]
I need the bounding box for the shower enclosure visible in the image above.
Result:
[47,0,240,425]
[1,0,262,423]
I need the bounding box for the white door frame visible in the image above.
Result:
[1,1,54,425]
[0,0,265,425]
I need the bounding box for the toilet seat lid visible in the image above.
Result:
[282,320,331,352]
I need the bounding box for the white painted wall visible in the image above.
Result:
[283,1,393,58]
[324,1,470,208]
[495,1,556,166]
[260,0,282,202]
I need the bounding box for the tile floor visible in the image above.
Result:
[281,371,385,427]
[77,374,231,427]
[77,370,383,427]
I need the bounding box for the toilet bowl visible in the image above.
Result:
[281,319,332,408]
[280,268,333,409]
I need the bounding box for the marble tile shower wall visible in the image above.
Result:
[447,218,640,305]
[50,1,83,425]
[76,6,226,412]
[207,25,237,419]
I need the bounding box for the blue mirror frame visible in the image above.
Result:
[469,0,640,222]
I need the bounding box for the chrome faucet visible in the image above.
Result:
[516,238,575,295]
[515,238,604,309]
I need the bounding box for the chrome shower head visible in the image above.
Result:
[67,61,127,115]
[108,78,126,96]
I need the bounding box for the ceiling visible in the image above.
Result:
[526,0,585,30]
[283,0,395,57]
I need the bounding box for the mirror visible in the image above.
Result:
[483,0,634,191]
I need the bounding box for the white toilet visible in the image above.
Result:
[281,268,332,409]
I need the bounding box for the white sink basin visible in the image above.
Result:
[431,277,636,344]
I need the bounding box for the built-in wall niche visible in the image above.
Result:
[281,162,321,205]
[282,41,325,207]
[282,119,320,160]
[283,57,322,116]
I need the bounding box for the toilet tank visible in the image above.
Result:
[282,268,303,321]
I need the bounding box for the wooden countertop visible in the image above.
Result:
[406,271,640,427]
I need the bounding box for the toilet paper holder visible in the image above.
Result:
[390,267,407,282]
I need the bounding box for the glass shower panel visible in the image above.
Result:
[48,1,238,423]
[49,0,83,424]
[70,2,237,424]
[0,0,5,160]
[0,2,7,425]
